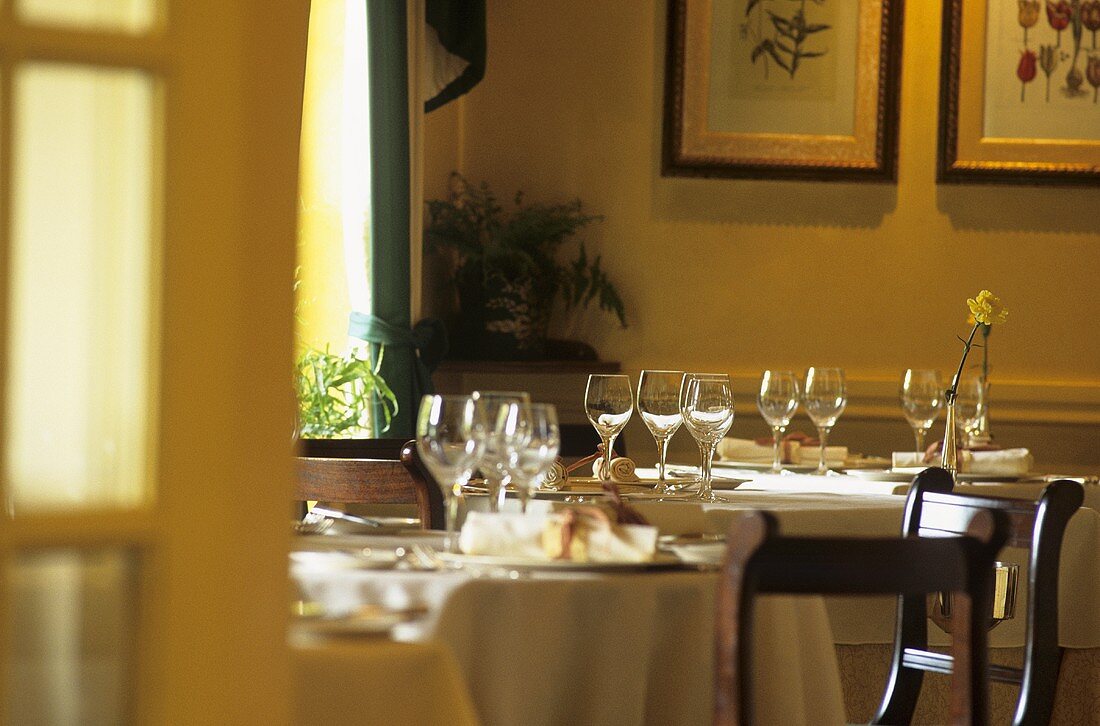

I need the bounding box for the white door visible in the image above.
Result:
[0,1,308,723]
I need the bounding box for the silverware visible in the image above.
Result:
[294,511,333,535]
[309,505,382,528]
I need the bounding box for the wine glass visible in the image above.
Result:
[472,390,531,512]
[900,369,944,457]
[803,367,847,476]
[415,395,486,553]
[584,374,633,482]
[955,376,985,446]
[495,402,560,514]
[637,370,684,493]
[679,373,735,502]
[757,370,800,474]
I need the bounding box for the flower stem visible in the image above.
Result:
[947,323,982,401]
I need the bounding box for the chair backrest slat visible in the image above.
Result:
[294,439,445,529]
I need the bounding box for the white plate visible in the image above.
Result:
[289,549,399,570]
[435,551,688,572]
[295,610,407,637]
[845,468,1025,483]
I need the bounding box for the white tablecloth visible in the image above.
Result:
[635,469,1100,649]
[291,534,845,726]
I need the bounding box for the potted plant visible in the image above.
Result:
[425,173,626,360]
[294,345,398,438]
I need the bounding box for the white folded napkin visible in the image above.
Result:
[717,438,792,463]
[717,437,847,466]
[967,448,1033,477]
[891,448,1032,477]
[458,511,548,559]
[459,510,657,563]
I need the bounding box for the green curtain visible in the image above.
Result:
[352,0,441,438]
[353,0,484,437]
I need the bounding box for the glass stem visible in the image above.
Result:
[517,486,529,515]
[656,436,670,483]
[771,425,786,473]
[495,475,509,512]
[699,441,715,500]
[913,428,925,458]
[600,433,618,481]
[817,427,831,475]
[485,474,501,514]
[444,491,461,554]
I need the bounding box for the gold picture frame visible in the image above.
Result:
[939,0,1100,185]
[662,0,903,181]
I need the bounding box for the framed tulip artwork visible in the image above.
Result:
[939,0,1100,184]
[662,0,903,181]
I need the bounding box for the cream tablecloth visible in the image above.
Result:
[291,637,478,726]
[292,534,845,726]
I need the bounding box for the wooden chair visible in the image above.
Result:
[295,438,444,529]
[716,508,1007,726]
[874,467,1083,726]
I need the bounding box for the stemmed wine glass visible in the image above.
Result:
[472,390,531,512]
[757,370,800,474]
[954,376,985,446]
[679,373,735,502]
[415,395,486,553]
[637,370,684,493]
[803,367,847,476]
[900,369,944,457]
[495,402,560,514]
[584,374,633,482]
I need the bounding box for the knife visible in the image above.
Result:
[308,505,382,528]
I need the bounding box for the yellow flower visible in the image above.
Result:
[966,290,1008,326]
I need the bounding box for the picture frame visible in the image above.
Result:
[938,0,1100,185]
[662,0,903,182]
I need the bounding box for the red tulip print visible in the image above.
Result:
[1082,0,1100,48]
[1047,0,1072,46]
[1018,49,1039,100]
[1087,55,1100,101]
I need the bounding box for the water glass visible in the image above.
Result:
[415,395,486,553]
[757,370,800,473]
[803,367,847,475]
[900,369,944,456]
[495,402,560,514]
[472,390,531,512]
[584,374,633,482]
[954,376,985,444]
[680,373,735,502]
[637,370,684,493]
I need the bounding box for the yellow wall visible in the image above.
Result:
[424,0,1100,469]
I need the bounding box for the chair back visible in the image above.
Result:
[295,439,444,529]
[875,467,1083,726]
[717,507,1008,726]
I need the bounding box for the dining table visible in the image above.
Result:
[289,465,1100,725]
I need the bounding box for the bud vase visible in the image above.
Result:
[941,394,959,481]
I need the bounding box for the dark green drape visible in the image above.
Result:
[354,0,442,438]
[424,0,486,112]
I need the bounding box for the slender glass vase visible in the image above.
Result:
[940,394,959,481]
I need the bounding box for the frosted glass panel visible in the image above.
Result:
[17,0,157,33]
[4,549,138,726]
[6,64,157,511]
